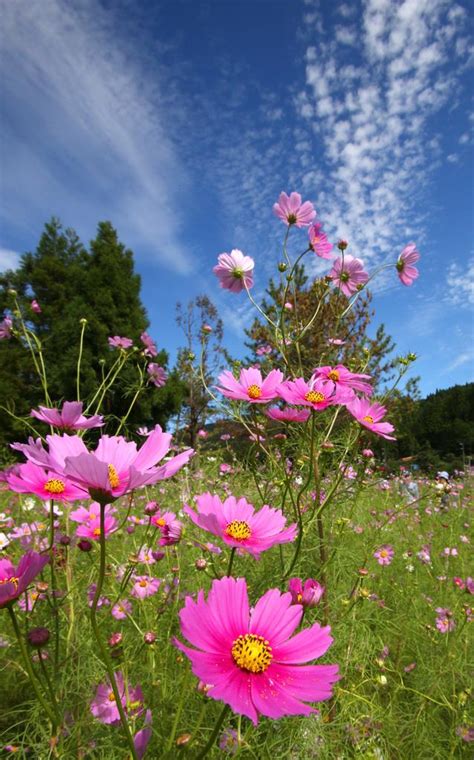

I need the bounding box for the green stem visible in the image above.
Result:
[76,319,87,401]
[90,504,138,760]
[195,704,230,759]
[226,547,236,577]
[7,606,58,728]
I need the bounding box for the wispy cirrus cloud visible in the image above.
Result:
[0,0,192,273]
[0,248,21,273]
[445,257,474,306]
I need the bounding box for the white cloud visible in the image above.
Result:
[0,0,193,274]
[0,248,21,272]
[446,258,474,306]
[445,349,474,372]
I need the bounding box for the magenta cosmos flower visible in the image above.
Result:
[90,672,144,724]
[140,331,158,357]
[216,367,284,404]
[0,551,49,608]
[31,401,104,430]
[346,398,396,440]
[6,461,87,502]
[396,243,420,286]
[147,363,167,387]
[308,223,333,259]
[373,545,394,566]
[288,578,324,608]
[174,576,339,724]
[31,299,42,314]
[329,255,369,296]
[108,335,133,349]
[213,250,255,294]
[279,377,349,411]
[265,407,311,423]
[273,192,316,228]
[183,493,297,558]
[0,316,13,340]
[150,510,183,546]
[62,426,193,502]
[312,365,372,396]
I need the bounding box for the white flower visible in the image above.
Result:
[0,532,10,550]
[23,497,36,511]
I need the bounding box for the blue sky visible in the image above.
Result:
[1,0,473,397]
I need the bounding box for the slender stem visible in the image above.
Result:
[165,666,191,752]
[36,647,61,719]
[76,319,87,401]
[226,548,236,577]
[90,503,138,760]
[195,704,230,759]
[7,606,58,728]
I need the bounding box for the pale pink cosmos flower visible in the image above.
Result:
[147,363,167,388]
[435,608,455,633]
[183,493,297,559]
[396,243,420,286]
[328,338,345,346]
[288,578,324,608]
[213,250,255,293]
[265,407,311,423]
[174,576,339,724]
[362,449,374,458]
[216,367,284,404]
[76,514,117,541]
[31,401,104,430]
[61,427,193,503]
[131,576,160,599]
[90,672,144,724]
[374,545,394,566]
[0,551,49,608]
[112,599,133,620]
[108,336,133,349]
[273,192,316,228]
[279,377,349,411]
[256,344,272,356]
[0,316,13,340]
[138,546,157,565]
[140,331,158,357]
[134,710,153,759]
[308,222,333,258]
[346,398,396,440]
[69,503,116,524]
[329,255,369,296]
[312,365,372,396]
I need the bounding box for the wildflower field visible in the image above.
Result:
[0,193,472,758]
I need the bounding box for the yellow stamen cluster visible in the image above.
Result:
[247,384,262,400]
[362,415,374,424]
[305,390,325,404]
[0,576,19,590]
[44,478,66,495]
[225,520,251,541]
[139,580,148,587]
[231,634,273,673]
[108,464,120,489]
[93,528,101,537]
[107,691,116,702]
[327,370,340,382]
[154,518,166,527]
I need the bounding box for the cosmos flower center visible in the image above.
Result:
[93,528,101,537]
[0,576,19,589]
[247,384,262,400]
[232,268,244,279]
[396,260,404,272]
[231,634,273,673]
[362,415,374,424]
[287,213,297,224]
[155,518,166,527]
[44,478,66,495]
[107,691,116,702]
[379,549,388,558]
[327,370,339,382]
[305,390,325,403]
[139,580,148,587]
[108,464,120,489]
[225,520,251,541]
[340,271,350,282]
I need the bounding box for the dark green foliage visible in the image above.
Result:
[0,219,182,451]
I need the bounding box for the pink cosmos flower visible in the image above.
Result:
[362,449,374,458]
[131,576,160,599]
[256,344,272,356]
[183,493,297,558]
[138,546,157,565]
[76,515,117,541]
[0,316,13,340]
[312,365,372,396]
[151,510,183,546]
[435,608,455,633]
[373,545,394,566]
[220,463,233,474]
[62,427,193,502]
[308,223,333,258]
[90,672,144,724]
[69,503,116,524]
[265,407,311,423]
[0,551,49,608]
[147,363,167,388]
[112,599,133,620]
[279,377,348,411]
[140,331,158,357]
[31,401,104,430]
[213,250,255,293]
[288,578,324,608]
[6,461,87,502]
[108,336,133,349]
[134,710,152,759]
[346,398,396,440]
[30,300,42,314]
[273,192,316,228]
[216,368,284,404]
[329,255,369,296]
[197,429,208,439]
[396,243,420,286]
[174,576,339,724]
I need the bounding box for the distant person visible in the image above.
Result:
[435,471,451,509]
[401,472,419,504]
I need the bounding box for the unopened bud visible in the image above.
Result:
[108,632,122,648]
[27,627,50,647]
[278,262,288,272]
[337,239,348,251]
[144,631,156,645]
[176,734,192,747]
[77,539,93,552]
[195,558,207,571]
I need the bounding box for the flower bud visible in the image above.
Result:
[108,632,123,648]
[77,539,93,552]
[337,239,348,251]
[195,558,207,571]
[27,627,50,648]
[278,262,288,272]
[144,500,159,516]
[59,534,71,546]
[144,631,156,645]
